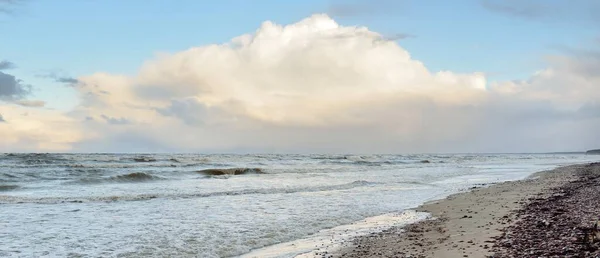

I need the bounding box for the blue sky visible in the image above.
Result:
[0,0,599,153]
[2,0,598,111]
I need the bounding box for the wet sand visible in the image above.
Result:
[333,163,600,258]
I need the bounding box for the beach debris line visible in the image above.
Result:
[490,163,600,257]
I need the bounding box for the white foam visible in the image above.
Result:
[239,210,431,258]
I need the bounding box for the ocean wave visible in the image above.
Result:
[320,159,399,166]
[133,157,157,162]
[186,180,375,198]
[354,160,395,166]
[182,162,231,168]
[194,157,212,163]
[1,180,376,204]
[0,194,160,204]
[0,172,18,180]
[0,184,19,191]
[311,155,349,160]
[3,153,70,165]
[113,172,160,181]
[197,168,265,176]
[69,172,164,185]
[64,168,106,178]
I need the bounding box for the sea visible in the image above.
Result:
[0,153,598,257]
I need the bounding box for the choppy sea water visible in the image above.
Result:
[0,153,598,257]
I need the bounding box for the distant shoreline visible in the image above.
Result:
[333,163,600,257]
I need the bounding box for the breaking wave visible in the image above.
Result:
[70,172,163,184]
[2,153,71,165]
[0,172,18,182]
[0,184,19,191]
[133,157,157,162]
[1,180,377,204]
[113,172,160,181]
[197,168,265,176]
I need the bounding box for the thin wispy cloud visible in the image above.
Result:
[0,0,27,14]
[382,33,416,41]
[15,99,45,108]
[55,76,79,85]
[37,72,81,86]
[481,0,600,24]
[327,0,408,18]
[480,0,546,19]
[0,60,15,70]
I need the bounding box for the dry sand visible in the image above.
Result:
[332,164,596,258]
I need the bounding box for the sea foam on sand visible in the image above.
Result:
[239,210,431,258]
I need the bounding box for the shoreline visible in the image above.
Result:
[239,163,593,258]
[332,163,600,258]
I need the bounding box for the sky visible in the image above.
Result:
[0,0,599,153]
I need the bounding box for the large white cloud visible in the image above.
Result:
[0,104,84,151]
[5,14,599,152]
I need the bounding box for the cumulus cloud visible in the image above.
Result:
[3,14,598,152]
[491,52,600,106]
[0,104,85,151]
[156,98,212,126]
[74,15,486,128]
[55,14,594,153]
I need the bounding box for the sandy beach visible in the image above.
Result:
[333,163,600,258]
